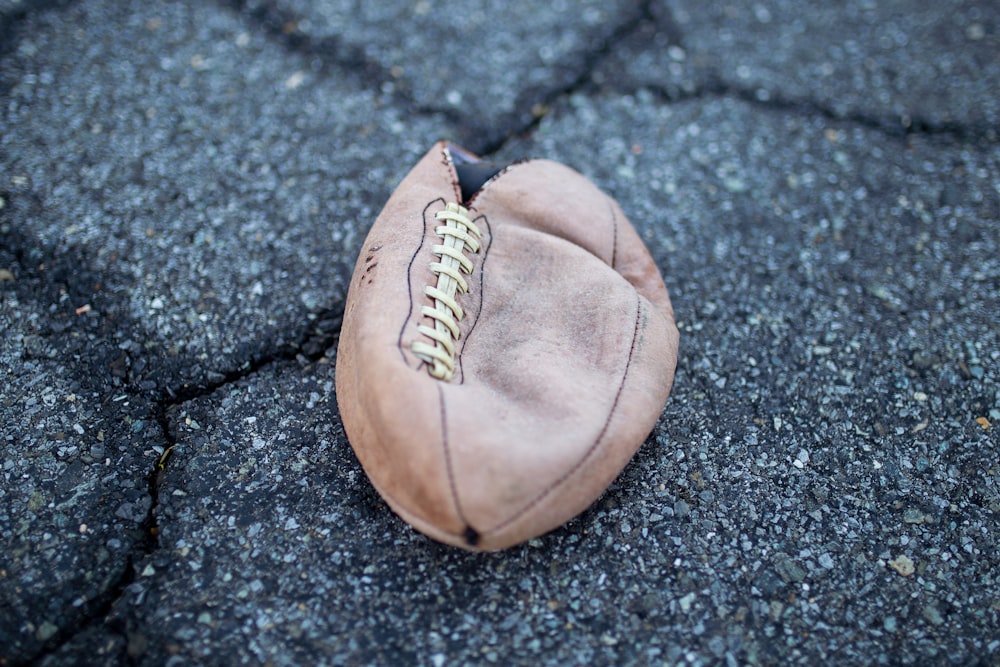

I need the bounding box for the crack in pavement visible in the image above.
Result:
[0,0,78,66]
[213,0,993,153]
[217,0,654,156]
[475,0,656,157]
[222,0,388,83]
[627,77,1000,144]
[634,2,999,144]
[20,297,346,662]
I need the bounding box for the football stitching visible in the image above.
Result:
[410,202,483,381]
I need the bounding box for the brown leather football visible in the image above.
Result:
[335,141,679,550]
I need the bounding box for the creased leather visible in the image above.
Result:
[336,141,679,550]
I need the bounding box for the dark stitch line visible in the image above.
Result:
[482,294,645,537]
[397,198,445,367]
[607,199,619,269]
[455,213,492,385]
[438,383,470,530]
[464,158,531,207]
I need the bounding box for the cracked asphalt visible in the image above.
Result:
[1,0,998,665]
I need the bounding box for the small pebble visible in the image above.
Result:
[923,605,945,625]
[36,621,59,641]
[888,555,915,576]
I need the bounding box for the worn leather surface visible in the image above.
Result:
[336,141,679,550]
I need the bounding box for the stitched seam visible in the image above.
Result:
[410,202,483,381]
[438,383,469,528]
[398,199,444,365]
[483,294,644,537]
[464,158,531,207]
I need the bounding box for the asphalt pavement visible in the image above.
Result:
[1,0,998,664]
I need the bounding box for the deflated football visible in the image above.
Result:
[335,141,679,551]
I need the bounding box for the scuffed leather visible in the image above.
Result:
[336,141,679,551]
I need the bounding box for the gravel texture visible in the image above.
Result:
[599,0,1000,135]
[0,238,161,662]
[2,0,998,665]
